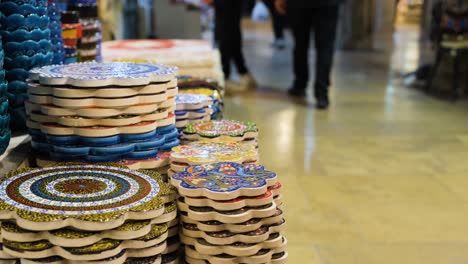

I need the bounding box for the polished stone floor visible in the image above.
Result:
[224,22,468,263]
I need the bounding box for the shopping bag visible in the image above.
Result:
[251,2,269,22]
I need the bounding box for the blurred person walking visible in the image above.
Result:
[276,0,343,109]
[261,0,286,49]
[207,0,257,92]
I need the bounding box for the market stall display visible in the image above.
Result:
[0,164,179,263]
[182,120,259,146]
[0,0,53,130]
[26,62,180,167]
[102,39,224,85]
[175,94,213,130]
[48,0,65,64]
[69,1,102,62]
[171,162,287,264]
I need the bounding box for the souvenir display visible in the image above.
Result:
[48,0,65,64]
[169,141,259,176]
[68,2,101,62]
[0,0,53,130]
[61,10,81,64]
[0,164,178,263]
[102,39,224,84]
[0,35,11,155]
[27,62,180,167]
[175,93,213,130]
[182,120,259,146]
[171,162,287,263]
[178,76,224,120]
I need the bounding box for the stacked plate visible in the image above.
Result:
[171,163,287,264]
[0,0,53,129]
[175,94,213,130]
[26,62,180,167]
[0,35,11,155]
[0,164,180,264]
[178,76,224,120]
[168,141,259,177]
[181,120,258,147]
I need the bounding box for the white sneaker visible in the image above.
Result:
[239,74,257,91]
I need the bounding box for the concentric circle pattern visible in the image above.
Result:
[0,165,160,216]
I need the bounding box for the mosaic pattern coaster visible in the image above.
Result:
[182,120,258,142]
[181,233,284,257]
[25,99,175,118]
[170,142,258,173]
[177,201,277,224]
[0,165,165,231]
[180,208,284,233]
[28,79,177,98]
[175,94,213,111]
[29,62,178,87]
[171,163,277,200]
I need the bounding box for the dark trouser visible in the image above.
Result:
[214,0,249,79]
[262,0,285,40]
[288,6,339,99]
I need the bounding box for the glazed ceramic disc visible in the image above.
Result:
[175,94,213,111]
[181,190,274,211]
[175,115,211,129]
[26,114,175,137]
[181,208,284,233]
[25,99,175,118]
[181,233,284,257]
[170,142,258,171]
[0,165,165,231]
[182,120,258,142]
[185,251,288,264]
[29,108,171,128]
[28,79,177,98]
[28,89,176,108]
[177,201,277,224]
[120,151,172,170]
[171,163,277,200]
[30,62,178,87]
[175,108,213,120]
[184,238,287,264]
[2,226,168,260]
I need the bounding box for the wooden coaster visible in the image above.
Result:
[25,99,175,118]
[181,190,274,211]
[28,89,176,108]
[169,142,258,173]
[180,209,284,233]
[175,108,213,120]
[28,79,177,98]
[3,226,169,260]
[181,233,284,257]
[171,163,277,200]
[175,115,210,129]
[177,201,277,224]
[26,114,175,137]
[182,120,258,143]
[184,238,287,264]
[185,251,288,264]
[175,94,213,111]
[30,62,178,87]
[162,252,179,264]
[181,220,286,245]
[121,152,171,170]
[0,165,166,231]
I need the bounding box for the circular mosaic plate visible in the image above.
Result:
[170,142,258,169]
[29,62,178,87]
[171,163,277,200]
[182,120,258,142]
[0,165,164,231]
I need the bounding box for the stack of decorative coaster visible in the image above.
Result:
[0,164,180,264]
[182,120,258,147]
[0,35,11,155]
[171,162,287,264]
[25,62,180,168]
[0,0,53,129]
[168,141,259,177]
[175,94,213,130]
[177,76,224,120]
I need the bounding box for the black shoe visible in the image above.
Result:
[316,97,329,110]
[287,87,306,97]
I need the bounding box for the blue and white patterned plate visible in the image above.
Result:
[30,62,178,87]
